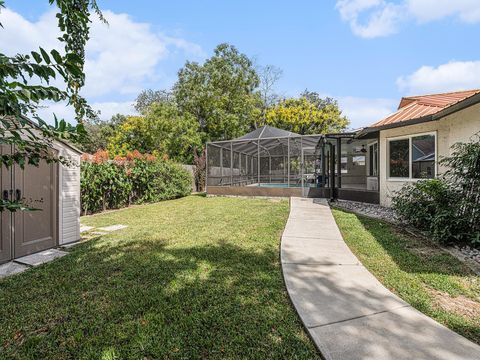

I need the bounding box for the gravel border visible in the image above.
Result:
[330,199,399,223]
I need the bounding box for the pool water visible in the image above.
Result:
[257,183,304,188]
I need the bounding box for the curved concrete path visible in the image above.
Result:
[281,197,480,360]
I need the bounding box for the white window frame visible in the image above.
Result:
[387,131,437,181]
[368,141,378,177]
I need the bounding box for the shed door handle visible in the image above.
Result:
[15,189,21,201]
[2,190,8,201]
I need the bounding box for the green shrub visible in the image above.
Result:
[81,150,192,214]
[129,161,192,203]
[392,134,480,246]
[392,179,464,244]
[440,135,480,244]
[80,161,132,214]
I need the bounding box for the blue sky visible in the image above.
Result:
[2,0,480,128]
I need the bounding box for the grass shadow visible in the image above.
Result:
[0,224,318,359]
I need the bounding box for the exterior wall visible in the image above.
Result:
[379,102,480,206]
[55,145,81,245]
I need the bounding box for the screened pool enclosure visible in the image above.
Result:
[206,125,380,202]
[207,126,321,190]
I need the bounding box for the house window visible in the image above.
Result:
[369,142,378,176]
[412,134,435,179]
[389,139,409,178]
[388,133,436,179]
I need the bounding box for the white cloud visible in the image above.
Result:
[336,0,405,38]
[397,61,480,94]
[0,7,204,98]
[406,0,480,23]
[0,8,59,53]
[336,0,480,38]
[91,101,137,120]
[339,96,397,128]
[83,10,205,97]
[336,0,382,20]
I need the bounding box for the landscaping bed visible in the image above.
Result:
[0,195,319,359]
[332,208,480,344]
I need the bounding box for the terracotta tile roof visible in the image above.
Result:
[370,89,480,128]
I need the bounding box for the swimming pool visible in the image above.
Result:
[257,183,304,188]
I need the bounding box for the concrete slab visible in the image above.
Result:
[97,224,128,232]
[288,208,334,220]
[309,306,480,360]
[282,219,342,239]
[80,225,94,233]
[281,237,360,265]
[0,261,28,279]
[283,263,408,327]
[15,249,67,267]
[281,197,480,359]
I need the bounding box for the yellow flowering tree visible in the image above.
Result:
[265,93,349,134]
[108,103,201,163]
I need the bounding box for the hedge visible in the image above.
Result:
[81,150,192,214]
[392,135,480,246]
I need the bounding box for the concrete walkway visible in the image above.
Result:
[281,197,480,360]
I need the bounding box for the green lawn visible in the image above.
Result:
[332,208,480,344]
[0,195,319,359]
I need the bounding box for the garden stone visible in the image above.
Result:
[80,225,94,233]
[0,262,28,279]
[14,249,67,267]
[98,224,128,232]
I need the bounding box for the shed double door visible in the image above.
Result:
[0,145,57,264]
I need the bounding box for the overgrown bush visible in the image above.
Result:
[392,179,465,243]
[441,136,480,244]
[81,150,192,214]
[392,134,480,246]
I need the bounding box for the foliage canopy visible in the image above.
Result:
[265,91,349,134]
[173,43,260,141]
[108,103,201,163]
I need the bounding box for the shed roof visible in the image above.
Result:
[1,115,83,155]
[370,89,480,128]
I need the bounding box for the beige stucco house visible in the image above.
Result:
[206,90,480,207]
[358,89,480,206]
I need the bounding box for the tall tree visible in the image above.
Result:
[79,114,126,153]
[0,0,104,211]
[173,43,260,141]
[134,89,173,115]
[265,92,349,134]
[257,64,283,128]
[108,103,201,163]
